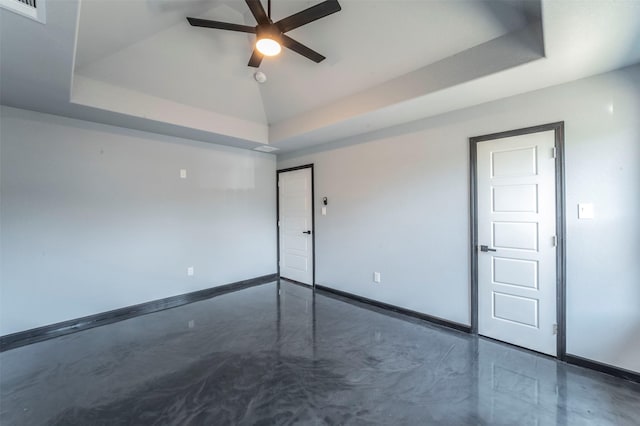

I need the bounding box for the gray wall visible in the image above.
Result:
[278,64,640,373]
[0,106,277,336]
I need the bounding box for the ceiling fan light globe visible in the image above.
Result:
[256,38,281,56]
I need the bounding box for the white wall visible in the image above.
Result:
[278,64,640,373]
[0,107,277,336]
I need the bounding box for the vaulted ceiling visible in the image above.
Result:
[1,1,640,153]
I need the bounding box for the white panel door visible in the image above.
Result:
[279,168,313,285]
[477,130,557,356]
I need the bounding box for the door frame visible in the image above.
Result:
[276,164,316,287]
[469,122,566,359]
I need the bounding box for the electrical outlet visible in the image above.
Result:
[180,169,187,179]
[373,272,381,283]
[188,320,195,329]
[187,266,194,276]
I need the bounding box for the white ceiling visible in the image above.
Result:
[76,2,268,123]
[256,0,531,123]
[74,0,215,69]
[74,0,533,124]
[1,0,640,153]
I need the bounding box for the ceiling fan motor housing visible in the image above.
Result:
[256,24,281,43]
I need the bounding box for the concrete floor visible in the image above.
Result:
[1,280,639,425]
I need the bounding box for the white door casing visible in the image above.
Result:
[278,168,313,285]
[477,130,557,356]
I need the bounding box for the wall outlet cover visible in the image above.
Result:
[578,203,594,219]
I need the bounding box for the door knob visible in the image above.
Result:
[303,230,311,235]
[480,245,496,252]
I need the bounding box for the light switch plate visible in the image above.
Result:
[321,206,327,216]
[180,169,187,179]
[578,203,594,219]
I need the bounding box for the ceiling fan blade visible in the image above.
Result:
[248,49,264,68]
[276,0,341,33]
[187,17,256,33]
[245,0,270,25]
[281,35,325,63]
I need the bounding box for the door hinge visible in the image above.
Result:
[553,324,558,335]
[278,220,281,227]
[552,235,557,247]
[552,147,557,159]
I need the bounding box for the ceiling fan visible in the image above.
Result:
[187,0,341,67]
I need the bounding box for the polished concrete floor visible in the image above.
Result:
[1,280,639,425]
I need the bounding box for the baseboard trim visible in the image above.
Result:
[0,273,278,352]
[565,354,640,384]
[315,284,471,333]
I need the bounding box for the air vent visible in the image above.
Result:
[0,0,46,23]
[254,146,279,153]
